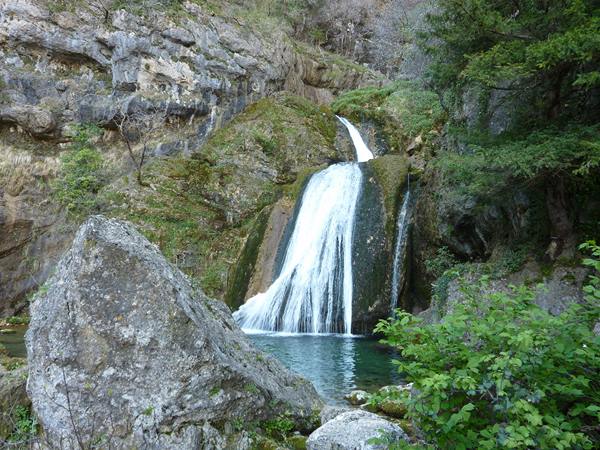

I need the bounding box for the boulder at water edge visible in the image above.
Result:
[26,216,322,449]
[307,410,408,450]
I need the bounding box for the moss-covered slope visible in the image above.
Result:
[101,93,349,301]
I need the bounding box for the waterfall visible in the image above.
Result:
[390,181,411,312]
[233,117,374,334]
[337,116,374,163]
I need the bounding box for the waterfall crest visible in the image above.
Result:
[233,117,374,334]
[337,116,374,163]
[390,184,411,311]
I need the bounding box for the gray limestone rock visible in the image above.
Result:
[0,105,56,136]
[26,216,322,449]
[307,410,408,450]
[320,405,353,425]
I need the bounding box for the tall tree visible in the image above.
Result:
[423,0,600,258]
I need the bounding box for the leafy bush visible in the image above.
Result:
[375,260,600,448]
[425,246,458,279]
[580,241,600,304]
[5,315,29,325]
[262,416,295,440]
[8,406,37,444]
[53,124,105,217]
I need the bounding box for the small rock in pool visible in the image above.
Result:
[307,410,408,450]
[344,389,369,405]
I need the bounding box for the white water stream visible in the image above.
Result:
[233,117,374,334]
[390,183,411,311]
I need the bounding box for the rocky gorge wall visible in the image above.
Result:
[0,0,381,315]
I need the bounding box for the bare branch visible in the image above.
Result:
[113,101,168,186]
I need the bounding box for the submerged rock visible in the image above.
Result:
[26,216,322,449]
[307,410,408,450]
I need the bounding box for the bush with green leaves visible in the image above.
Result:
[375,245,600,449]
[7,405,37,444]
[53,124,105,217]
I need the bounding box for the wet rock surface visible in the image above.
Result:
[26,216,322,449]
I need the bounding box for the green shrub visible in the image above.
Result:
[8,405,37,443]
[375,269,600,448]
[425,246,458,279]
[580,241,600,305]
[6,315,29,325]
[53,124,105,217]
[262,416,295,440]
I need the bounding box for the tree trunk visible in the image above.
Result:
[546,64,569,120]
[545,176,574,260]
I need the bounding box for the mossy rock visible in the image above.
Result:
[225,205,273,310]
[332,81,445,152]
[351,164,391,333]
[101,93,347,301]
[378,398,408,418]
[368,155,410,236]
[287,434,308,450]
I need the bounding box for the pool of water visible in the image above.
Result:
[0,326,27,358]
[249,333,400,404]
[0,327,400,405]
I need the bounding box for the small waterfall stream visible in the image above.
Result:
[233,117,374,334]
[390,180,411,312]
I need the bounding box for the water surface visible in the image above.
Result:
[0,326,27,358]
[249,333,400,404]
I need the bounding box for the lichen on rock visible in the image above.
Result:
[26,216,322,449]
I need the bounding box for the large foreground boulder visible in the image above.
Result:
[307,410,408,450]
[26,216,322,449]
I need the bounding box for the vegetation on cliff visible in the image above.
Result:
[374,243,600,449]
[423,0,600,258]
[52,124,106,217]
[332,80,445,153]
[100,93,342,300]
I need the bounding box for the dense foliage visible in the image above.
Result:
[375,244,600,449]
[53,124,106,217]
[424,0,600,122]
[421,1,600,252]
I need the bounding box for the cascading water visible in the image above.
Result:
[337,116,374,162]
[390,180,411,312]
[233,117,374,334]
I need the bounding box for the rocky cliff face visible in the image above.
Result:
[26,216,322,449]
[0,0,380,315]
[0,0,378,139]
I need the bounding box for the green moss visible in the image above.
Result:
[368,155,409,235]
[332,81,445,152]
[244,383,260,394]
[225,206,272,310]
[280,165,324,201]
